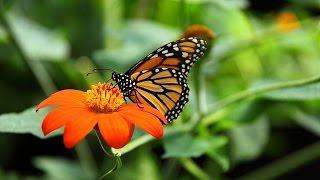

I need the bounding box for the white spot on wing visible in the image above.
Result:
[165,53,174,57]
[151,54,158,58]
[162,50,168,54]
[182,52,188,58]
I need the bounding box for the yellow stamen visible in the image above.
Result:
[85,82,125,112]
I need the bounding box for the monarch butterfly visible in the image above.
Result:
[112,37,207,122]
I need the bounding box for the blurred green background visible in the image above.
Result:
[0,0,320,179]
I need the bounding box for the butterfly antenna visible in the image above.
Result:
[93,68,115,73]
[86,68,116,76]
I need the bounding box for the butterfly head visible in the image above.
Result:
[111,72,135,96]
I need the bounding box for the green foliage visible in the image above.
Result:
[7,12,69,61]
[294,111,320,137]
[33,156,94,180]
[1,0,320,179]
[264,82,320,100]
[110,148,161,180]
[163,133,228,158]
[229,117,269,163]
[94,20,178,72]
[0,107,60,138]
[0,169,19,180]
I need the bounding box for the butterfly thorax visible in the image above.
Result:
[112,72,135,96]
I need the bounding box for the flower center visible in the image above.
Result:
[85,82,125,112]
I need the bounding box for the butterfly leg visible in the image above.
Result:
[105,77,112,83]
[111,82,119,89]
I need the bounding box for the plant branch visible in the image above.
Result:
[179,158,210,180]
[203,74,320,123]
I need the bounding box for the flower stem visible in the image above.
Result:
[239,141,320,180]
[112,134,153,155]
[99,154,122,179]
[179,158,210,180]
[94,130,113,157]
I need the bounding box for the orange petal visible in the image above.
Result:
[98,113,134,149]
[63,110,97,148]
[119,110,163,139]
[42,107,87,136]
[119,104,168,125]
[37,89,86,111]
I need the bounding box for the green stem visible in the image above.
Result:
[94,130,114,157]
[113,135,153,155]
[179,158,210,180]
[99,155,122,179]
[204,74,320,120]
[239,141,320,180]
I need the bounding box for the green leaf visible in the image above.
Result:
[0,107,60,138]
[33,156,94,180]
[7,12,69,61]
[294,111,320,137]
[163,133,227,158]
[0,26,8,43]
[229,116,269,163]
[93,20,179,71]
[207,148,229,172]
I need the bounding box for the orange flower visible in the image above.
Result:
[36,82,167,149]
[277,12,300,32]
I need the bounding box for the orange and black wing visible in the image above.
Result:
[126,37,207,77]
[129,68,189,122]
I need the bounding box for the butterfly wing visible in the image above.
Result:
[126,37,207,77]
[129,68,189,122]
